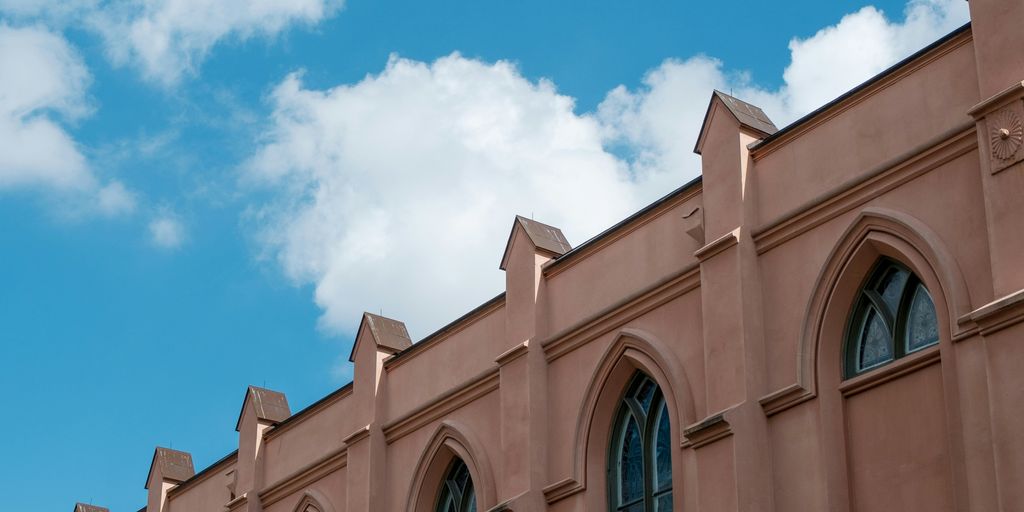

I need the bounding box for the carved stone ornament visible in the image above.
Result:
[989,108,1024,161]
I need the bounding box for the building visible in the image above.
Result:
[91,1,1024,511]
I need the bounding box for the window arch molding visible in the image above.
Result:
[799,207,972,512]
[405,420,496,512]
[797,207,970,397]
[292,490,335,512]
[557,328,695,511]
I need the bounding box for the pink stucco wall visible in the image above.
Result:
[129,3,1024,512]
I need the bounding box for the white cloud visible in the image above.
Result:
[101,0,343,85]
[148,212,185,248]
[0,23,136,216]
[249,0,967,338]
[1,0,344,85]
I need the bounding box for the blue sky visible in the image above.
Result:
[0,0,968,509]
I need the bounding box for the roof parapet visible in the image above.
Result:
[500,215,571,270]
[694,90,777,155]
[74,503,110,512]
[348,312,412,362]
[145,447,195,489]
[234,386,291,432]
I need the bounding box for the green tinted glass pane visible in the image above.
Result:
[620,415,644,504]
[906,285,939,351]
[655,493,673,512]
[858,307,893,371]
[634,378,656,413]
[875,266,909,314]
[654,402,672,492]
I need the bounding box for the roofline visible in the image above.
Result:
[751,22,971,152]
[543,174,704,273]
[264,381,354,438]
[165,449,238,498]
[385,291,507,368]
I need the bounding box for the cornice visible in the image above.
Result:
[962,288,1024,336]
[258,445,348,508]
[753,122,976,255]
[693,229,738,261]
[542,182,701,278]
[382,367,500,443]
[385,294,505,371]
[758,383,816,417]
[750,27,972,160]
[494,341,529,366]
[541,477,584,504]
[264,385,353,441]
[342,425,370,446]
[682,413,733,449]
[541,263,701,362]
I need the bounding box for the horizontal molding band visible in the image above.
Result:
[259,445,348,508]
[542,264,701,362]
[383,367,500,443]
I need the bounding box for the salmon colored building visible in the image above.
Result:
[83,2,1024,511]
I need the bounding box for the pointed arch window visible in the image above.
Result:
[608,372,673,512]
[435,459,476,512]
[844,259,939,378]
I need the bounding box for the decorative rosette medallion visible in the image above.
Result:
[989,108,1024,161]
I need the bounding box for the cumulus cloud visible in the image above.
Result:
[247,0,967,338]
[0,0,344,85]
[246,55,639,335]
[148,212,185,248]
[0,23,136,216]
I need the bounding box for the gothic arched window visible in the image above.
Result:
[435,459,476,512]
[608,372,673,512]
[844,259,940,378]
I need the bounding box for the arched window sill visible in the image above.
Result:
[839,344,941,397]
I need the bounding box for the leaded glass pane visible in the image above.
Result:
[436,460,475,512]
[875,266,909,314]
[858,307,893,371]
[654,402,672,492]
[655,493,673,512]
[634,378,656,413]
[462,488,476,512]
[906,285,939,352]
[620,415,644,504]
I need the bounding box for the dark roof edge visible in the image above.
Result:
[385,292,507,366]
[264,381,354,436]
[166,449,238,497]
[752,22,971,151]
[545,174,704,272]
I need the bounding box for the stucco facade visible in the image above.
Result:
[84,2,1024,511]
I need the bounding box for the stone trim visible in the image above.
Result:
[259,446,347,508]
[837,345,941,397]
[753,122,976,255]
[682,413,733,449]
[963,288,1024,336]
[541,264,700,362]
[758,383,815,417]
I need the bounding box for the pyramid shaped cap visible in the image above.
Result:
[74,504,110,512]
[347,312,413,362]
[144,447,194,489]
[499,215,572,270]
[234,386,291,431]
[694,90,777,154]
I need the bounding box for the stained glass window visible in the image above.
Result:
[609,373,674,511]
[435,459,476,512]
[844,259,940,378]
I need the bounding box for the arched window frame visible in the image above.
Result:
[842,258,940,378]
[434,458,476,512]
[607,372,673,512]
